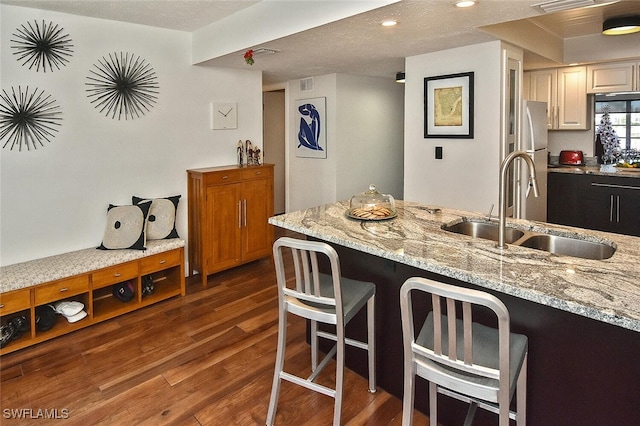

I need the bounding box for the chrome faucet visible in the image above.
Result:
[497,150,540,249]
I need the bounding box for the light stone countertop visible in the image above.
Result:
[0,239,185,293]
[549,165,640,178]
[269,200,640,332]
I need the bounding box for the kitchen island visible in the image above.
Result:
[269,200,640,425]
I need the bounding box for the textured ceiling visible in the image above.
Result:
[0,0,260,32]
[2,0,640,85]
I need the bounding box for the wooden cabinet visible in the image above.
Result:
[547,172,640,237]
[587,61,638,94]
[0,289,31,317]
[34,275,90,305]
[187,164,274,286]
[525,66,589,130]
[583,175,640,236]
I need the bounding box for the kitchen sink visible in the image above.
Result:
[443,219,616,260]
[518,234,615,260]
[442,221,524,244]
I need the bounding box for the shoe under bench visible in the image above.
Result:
[0,239,185,355]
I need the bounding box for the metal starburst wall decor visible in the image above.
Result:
[85,52,159,120]
[11,20,74,72]
[0,86,63,151]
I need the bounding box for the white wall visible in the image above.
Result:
[335,74,404,201]
[404,41,503,214]
[548,129,595,157]
[286,73,404,212]
[0,5,263,266]
[287,74,338,212]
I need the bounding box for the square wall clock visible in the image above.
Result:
[211,102,237,129]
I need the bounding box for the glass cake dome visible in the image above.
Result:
[348,184,396,220]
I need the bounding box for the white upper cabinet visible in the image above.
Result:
[525,66,589,130]
[587,61,638,93]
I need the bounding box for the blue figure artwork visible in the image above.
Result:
[297,103,323,151]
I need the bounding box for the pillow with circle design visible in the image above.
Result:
[97,200,151,250]
[132,195,180,240]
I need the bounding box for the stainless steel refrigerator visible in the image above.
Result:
[516,100,548,222]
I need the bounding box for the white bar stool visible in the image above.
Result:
[400,277,528,426]
[266,237,376,425]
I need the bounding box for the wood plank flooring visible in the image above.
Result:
[0,233,431,425]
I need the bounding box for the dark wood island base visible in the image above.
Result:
[318,241,640,426]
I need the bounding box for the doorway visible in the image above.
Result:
[263,90,286,214]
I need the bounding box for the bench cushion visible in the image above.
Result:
[0,239,185,293]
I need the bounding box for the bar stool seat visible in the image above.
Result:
[400,277,528,426]
[266,237,376,426]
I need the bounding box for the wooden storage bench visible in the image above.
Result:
[0,239,185,355]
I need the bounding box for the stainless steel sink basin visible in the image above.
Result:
[518,234,615,260]
[442,221,525,244]
[443,218,616,260]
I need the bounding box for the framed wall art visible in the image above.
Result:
[295,97,326,158]
[424,72,474,139]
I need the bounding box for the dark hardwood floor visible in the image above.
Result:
[0,232,430,425]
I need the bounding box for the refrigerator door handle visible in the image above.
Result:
[526,106,536,152]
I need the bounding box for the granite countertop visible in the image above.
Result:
[269,201,640,332]
[548,164,640,178]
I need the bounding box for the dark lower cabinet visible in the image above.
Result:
[584,175,640,236]
[548,172,640,237]
[547,172,584,227]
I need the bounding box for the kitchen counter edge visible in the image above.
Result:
[269,201,640,332]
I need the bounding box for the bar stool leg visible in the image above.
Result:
[367,296,376,392]
[266,312,288,425]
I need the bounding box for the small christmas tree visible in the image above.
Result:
[596,105,620,164]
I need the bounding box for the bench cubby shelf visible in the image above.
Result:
[0,239,185,355]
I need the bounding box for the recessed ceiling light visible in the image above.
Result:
[455,1,476,7]
[381,20,397,27]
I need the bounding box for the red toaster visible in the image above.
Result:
[559,150,584,165]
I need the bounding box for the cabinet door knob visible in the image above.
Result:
[114,273,121,277]
[59,287,68,292]
[222,175,229,179]
[159,259,166,264]
[0,304,5,308]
